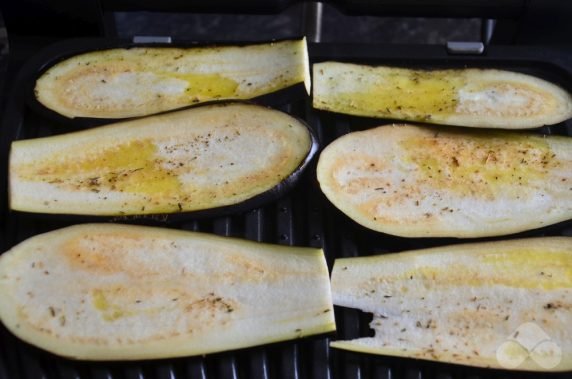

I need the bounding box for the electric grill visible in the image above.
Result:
[1,1,572,378]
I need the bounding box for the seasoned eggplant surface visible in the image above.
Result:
[0,224,335,360]
[331,238,572,371]
[35,39,310,119]
[313,62,572,129]
[10,103,314,216]
[317,124,572,238]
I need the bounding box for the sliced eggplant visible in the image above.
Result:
[316,124,572,238]
[331,237,572,371]
[0,223,335,360]
[10,102,316,216]
[313,62,572,129]
[35,38,310,119]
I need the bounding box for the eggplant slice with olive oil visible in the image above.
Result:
[317,124,572,238]
[0,224,335,360]
[35,38,310,119]
[313,62,572,129]
[330,237,572,371]
[9,102,316,217]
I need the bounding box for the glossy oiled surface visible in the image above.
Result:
[9,103,312,215]
[331,238,572,371]
[0,224,334,360]
[317,124,572,237]
[35,39,310,118]
[313,63,572,129]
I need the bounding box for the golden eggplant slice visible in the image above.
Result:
[9,103,315,216]
[316,124,572,238]
[331,237,572,371]
[313,62,572,129]
[35,38,310,119]
[0,223,335,360]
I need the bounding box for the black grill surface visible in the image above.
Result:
[1,40,572,379]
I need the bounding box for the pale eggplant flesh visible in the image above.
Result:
[313,62,572,129]
[35,39,311,119]
[316,124,572,238]
[9,102,316,217]
[331,237,572,372]
[0,224,335,360]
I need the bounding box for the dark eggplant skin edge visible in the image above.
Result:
[25,37,309,129]
[9,101,320,224]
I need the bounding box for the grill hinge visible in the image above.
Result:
[132,36,173,44]
[446,18,495,56]
[446,41,485,55]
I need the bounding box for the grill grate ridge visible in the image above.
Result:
[2,43,572,379]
